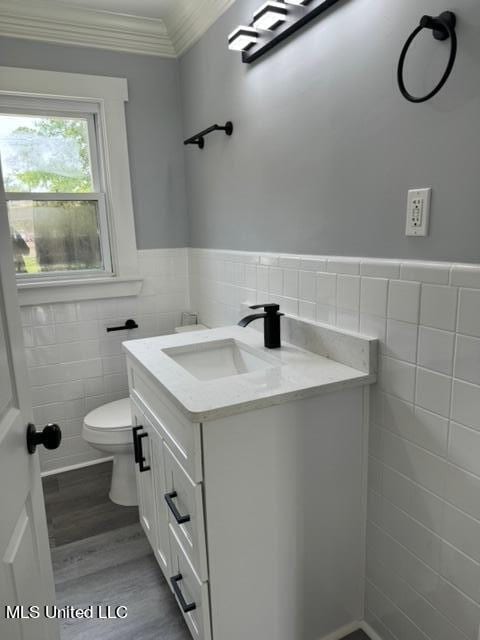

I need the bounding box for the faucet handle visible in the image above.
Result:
[249,303,281,314]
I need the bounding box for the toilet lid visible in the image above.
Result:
[84,398,132,431]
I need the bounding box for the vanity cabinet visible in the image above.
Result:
[129,365,212,640]
[127,356,369,640]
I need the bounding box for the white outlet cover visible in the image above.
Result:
[406,188,431,237]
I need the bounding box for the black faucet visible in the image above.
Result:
[238,303,284,349]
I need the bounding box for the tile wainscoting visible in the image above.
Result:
[188,248,480,640]
[22,248,189,474]
[24,245,480,640]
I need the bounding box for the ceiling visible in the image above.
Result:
[0,0,236,57]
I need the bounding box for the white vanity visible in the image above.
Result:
[123,317,377,640]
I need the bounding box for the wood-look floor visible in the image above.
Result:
[42,461,369,640]
[43,461,190,640]
[43,462,138,548]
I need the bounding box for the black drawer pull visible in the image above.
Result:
[138,433,151,472]
[165,491,191,525]
[132,426,143,464]
[170,574,196,613]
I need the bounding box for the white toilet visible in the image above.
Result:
[82,324,208,507]
[82,398,137,507]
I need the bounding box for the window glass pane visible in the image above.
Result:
[8,200,103,274]
[0,114,94,193]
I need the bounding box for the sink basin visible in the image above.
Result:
[163,339,277,381]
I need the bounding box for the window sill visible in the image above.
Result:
[17,275,143,306]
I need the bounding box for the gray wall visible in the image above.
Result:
[180,0,480,262]
[0,36,188,250]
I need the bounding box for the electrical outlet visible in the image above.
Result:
[406,188,431,236]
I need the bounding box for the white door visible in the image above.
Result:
[0,166,60,640]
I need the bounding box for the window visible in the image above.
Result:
[0,102,111,278]
[0,66,141,306]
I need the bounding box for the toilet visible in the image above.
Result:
[81,324,208,507]
[82,398,137,507]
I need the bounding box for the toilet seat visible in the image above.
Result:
[82,398,132,446]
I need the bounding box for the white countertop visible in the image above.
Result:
[123,324,377,422]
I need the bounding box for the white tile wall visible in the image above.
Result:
[23,249,189,473]
[25,245,480,639]
[188,248,480,640]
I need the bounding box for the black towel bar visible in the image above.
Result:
[184,121,233,149]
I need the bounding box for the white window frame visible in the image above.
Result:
[0,66,142,305]
[2,99,113,279]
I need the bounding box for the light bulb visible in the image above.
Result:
[228,26,259,51]
[252,2,288,31]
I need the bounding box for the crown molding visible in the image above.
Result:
[165,0,236,56]
[0,0,176,57]
[0,0,236,58]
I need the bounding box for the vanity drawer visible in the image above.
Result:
[164,442,208,582]
[127,360,203,483]
[169,525,211,640]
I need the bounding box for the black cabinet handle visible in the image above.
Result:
[165,491,191,525]
[170,574,196,613]
[137,433,151,472]
[132,426,143,464]
[27,423,62,455]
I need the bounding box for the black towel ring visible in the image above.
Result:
[398,11,457,104]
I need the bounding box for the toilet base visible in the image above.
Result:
[109,452,138,506]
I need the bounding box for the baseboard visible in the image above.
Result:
[317,620,383,640]
[319,621,362,640]
[40,456,113,477]
[361,620,383,640]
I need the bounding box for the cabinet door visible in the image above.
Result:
[151,431,171,577]
[131,404,157,550]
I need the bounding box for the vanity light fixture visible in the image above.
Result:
[252,2,288,31]
[228,26,259,51]
[231,0,343,64]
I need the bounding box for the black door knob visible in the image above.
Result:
[27,423,62,455]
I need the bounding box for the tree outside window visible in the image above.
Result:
[0,112,109,276]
